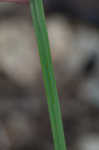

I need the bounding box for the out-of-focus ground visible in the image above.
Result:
[0,2,99,150]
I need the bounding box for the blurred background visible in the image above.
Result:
[0,1,99,150]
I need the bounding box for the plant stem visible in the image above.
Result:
[30,0,67,150]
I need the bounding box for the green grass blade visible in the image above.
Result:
[30,0,67,150]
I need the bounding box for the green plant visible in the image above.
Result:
[0,0,67,149]
[30,0,67,150]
